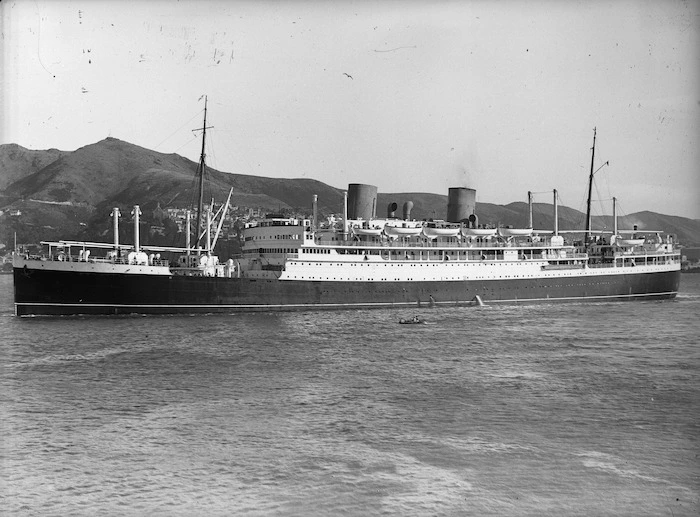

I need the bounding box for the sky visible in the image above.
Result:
[2,0,699,219]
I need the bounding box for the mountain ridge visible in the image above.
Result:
[1,138,698,248]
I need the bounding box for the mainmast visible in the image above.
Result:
[585,127,596,244]
[194,96,212,251]
[583,128,610,246]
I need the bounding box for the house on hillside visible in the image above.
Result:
[152,203,168,224]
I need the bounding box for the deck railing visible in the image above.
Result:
[40,254,170,267]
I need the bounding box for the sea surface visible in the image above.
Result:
[1,273,698,516]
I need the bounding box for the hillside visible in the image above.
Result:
[2,138,344,213]
[1,138,699,249]
[0,143,66,190]
[3,138,196,206]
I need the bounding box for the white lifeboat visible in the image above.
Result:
[352,226,384,237]
[422,226,461,239]
[462,228,497,237]
[498,227,533,238]
[384,224,423,239]
[615,238,645,247]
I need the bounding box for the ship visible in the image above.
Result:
[12,112,681,315]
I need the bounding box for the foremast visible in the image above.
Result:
[193,95,212,252]
[585,127,596,245]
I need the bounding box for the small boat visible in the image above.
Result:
[352,226,384,237]
[399,316,425,324]
[422,226,461,239]
[462,227,497,237]
[384,224,423,238]
[615,238,645,247]
[498,227,533,238]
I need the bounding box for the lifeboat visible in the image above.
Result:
[384,224,423,238]
[615,238,645,247]
[498,227,533,238]
[462,228,497,237]
[422,226,461,239]
[352,226,384,237]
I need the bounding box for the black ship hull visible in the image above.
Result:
[13,266,681,316]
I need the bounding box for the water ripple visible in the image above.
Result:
[1,274,699,516]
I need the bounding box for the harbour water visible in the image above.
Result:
[1,273,698,516]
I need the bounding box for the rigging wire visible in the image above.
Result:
[153,109,204,151]
[574,181,589,229]
[171,134,200,155]
[207,130,218,172]
[613,198,631,220]
[594,181,606,217]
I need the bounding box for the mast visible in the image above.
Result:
[553,189,558,237]
[111,207,121,250]
[206,209,212,256]
[185,210,191,255]
[585,127,596,243]
[132,205,142,253]
[343,190,349,239]
[194,96,212,251]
